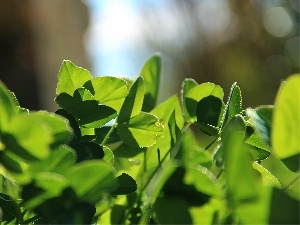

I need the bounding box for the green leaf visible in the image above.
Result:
[140,54,162,112]
[83,76,129,111]
[184,82,224,123]
[184,167,223,197]
[252,162,281,188]
[151,94,184,129]
[95,126,120,145]
[181,78,198,121]
[222,115,258,203]
[0,193,23,223]
[246,131,271,152]
[248,146,270,161]
[117,76,144,123]
[29,111,73,148]
[55,109,81,146]
[196,95,224,136]
[29,145,76,176]
[56,88,117,128]
[56,60,93,96]
[168,110,182,158]
[256,105,273,127]
[221,82,243,128]
[247,108,271,146]
[73,141,104,163]
[103,146,114,165]
[67,160,116,203]
[268,188,300,224]
[180,131,212,168]
[22,174,69,210]
[117,112,164,147]
[235,186,272,225]
[152,196,192,224]
[110,205,126,225]
[0,151,23,173]
[0,81,19,130]
[272,74,300,159]
[3,113,52,161]
[110,173,137,195]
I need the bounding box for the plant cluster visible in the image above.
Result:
[0,54,299,224]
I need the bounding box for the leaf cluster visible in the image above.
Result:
[0,54,299,224]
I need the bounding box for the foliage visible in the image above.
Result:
[0,54,299,224]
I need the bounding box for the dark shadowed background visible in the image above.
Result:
[0,0,299,111]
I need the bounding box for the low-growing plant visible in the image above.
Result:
[0,54,299,224]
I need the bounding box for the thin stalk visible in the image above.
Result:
[101,122,117,146]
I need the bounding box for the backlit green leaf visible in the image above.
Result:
[181,78,198,121]
[56,60,93,96]
[252,162,281,188]
[117,112,164,147]
[0,81,19,130]
[151,94,184,129]
[140,54,161,112]
[67,160,116,203]
[184,167,223,197]
[118,76,144,123]
[221,82,243,128]
[222,115,258,203]
[272,74,300,159]
[84,76,128,104]
[56,88,117,128]
[29,111,73,148]
[4,113,52,161]
[184,82,224,123]
[28,145,76,178]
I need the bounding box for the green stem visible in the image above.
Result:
[101,122,117,146]
[204,136,219,151]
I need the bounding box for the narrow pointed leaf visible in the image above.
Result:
[221,82,243,128]
[56,60,93,96]
[140,54,162,112]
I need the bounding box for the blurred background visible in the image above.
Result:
[0,0,299,111]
